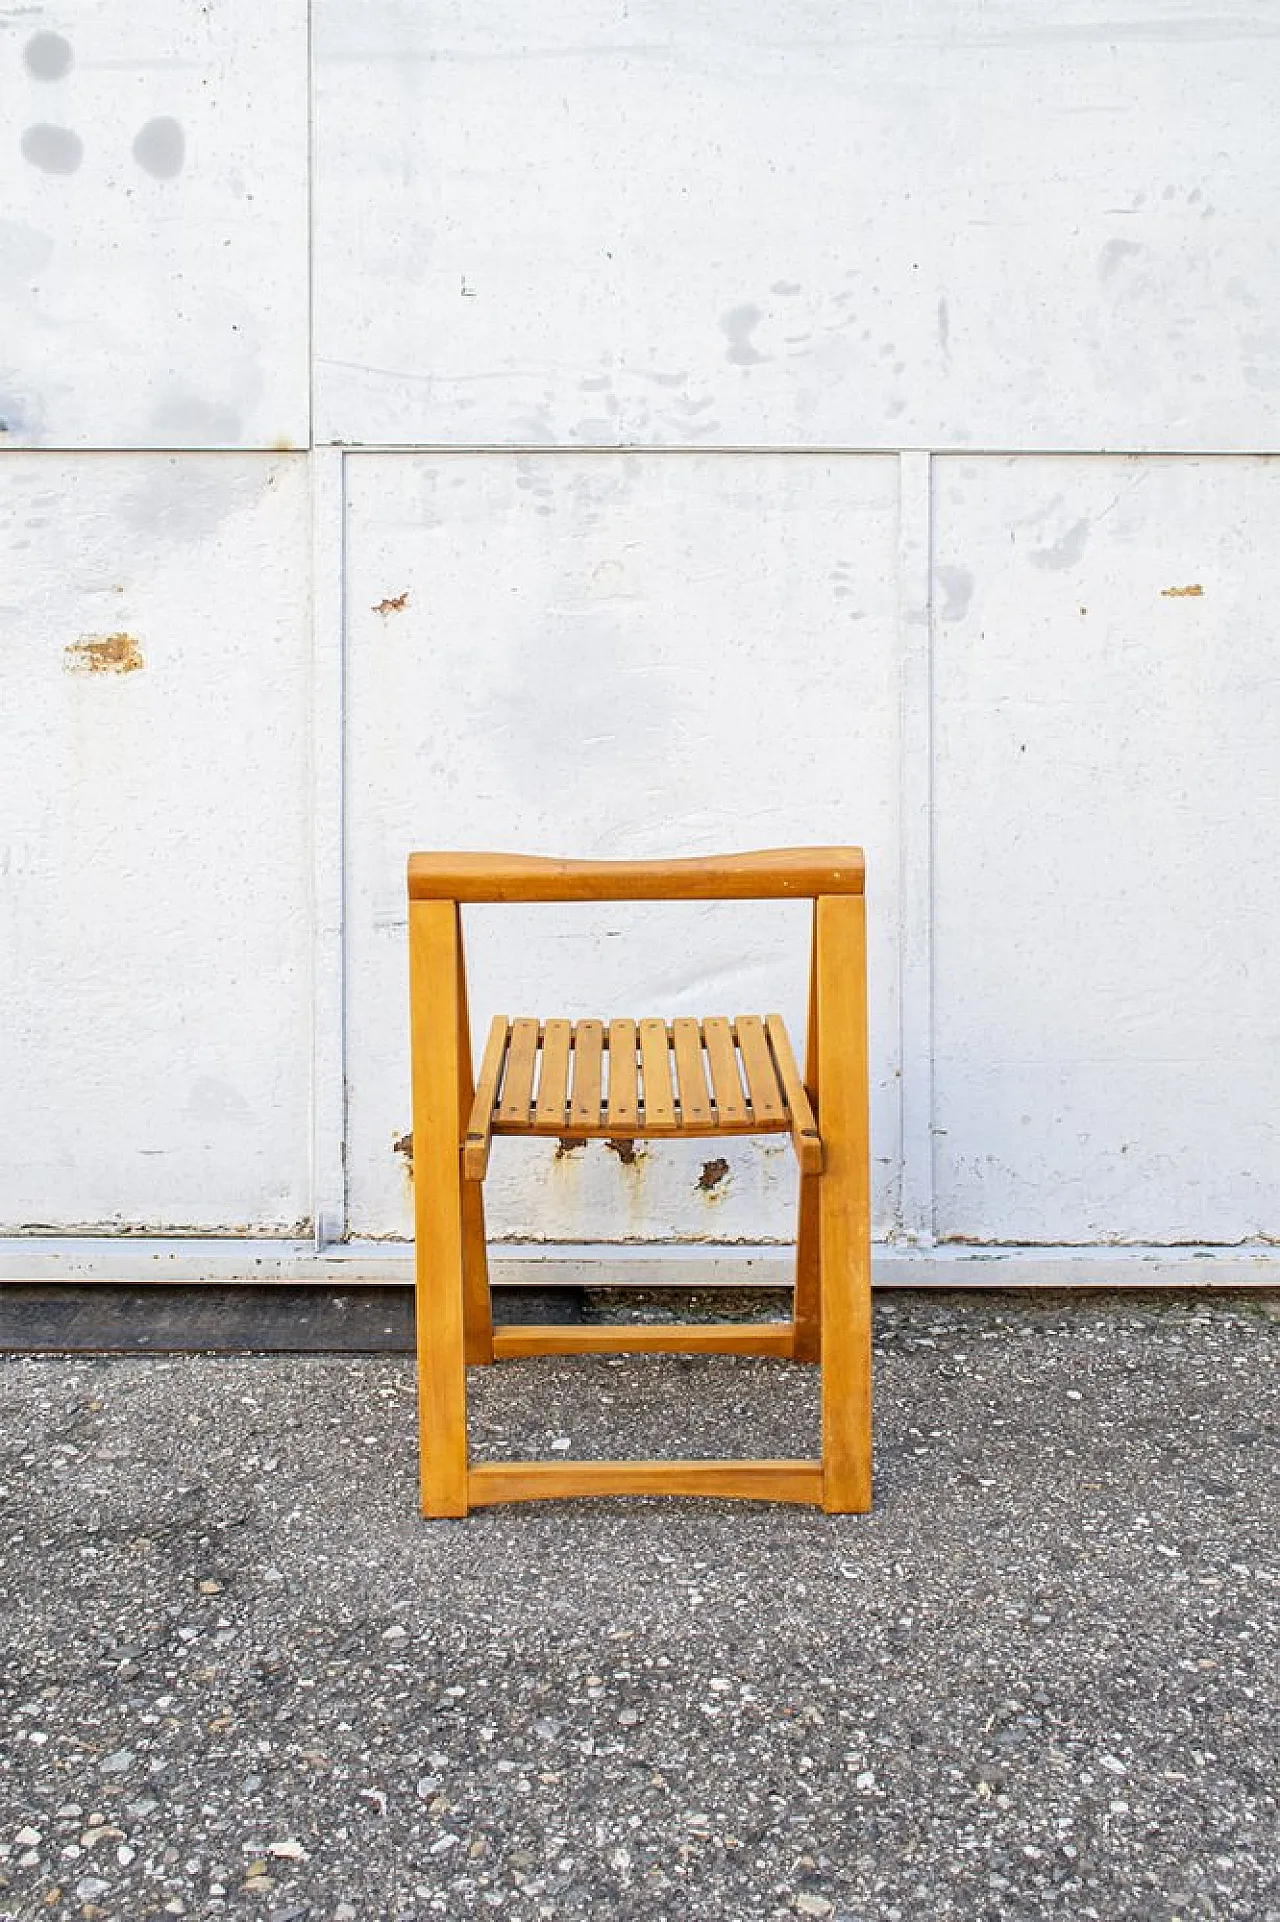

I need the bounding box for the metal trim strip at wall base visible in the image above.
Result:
[0,1237,1275,1290]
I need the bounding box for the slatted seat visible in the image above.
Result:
[464,1015,820,1177]
[407,848,872,1518]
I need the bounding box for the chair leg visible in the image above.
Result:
[409,899,470,1517]
[793,901,821,1363]
[455,912,494,1365]
[815,893,873,1513]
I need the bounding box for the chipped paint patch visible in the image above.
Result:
[604,1138,639,1167]
[697,1156,730,1193]
[373,591,410,616]
[64,632,144,675]
[554,1138,583,1159]
[1161,583,1203,598]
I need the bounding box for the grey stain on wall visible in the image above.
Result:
[21,124,84,175]
[936,565,974,622]
[1030,518,1090,571]
[133,117,185,180]
[1098,238,1143,281]
[23,32,74,81]
[720,306,767,365]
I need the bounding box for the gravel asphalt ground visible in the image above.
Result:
[1,1289,1276,1922]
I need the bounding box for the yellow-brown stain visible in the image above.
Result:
[373,590,410,616]
[1161,583,1204,598]
[64,632,144,675]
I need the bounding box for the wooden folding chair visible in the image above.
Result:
[406,848,872,1516]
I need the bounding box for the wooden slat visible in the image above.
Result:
[638,1018,676,1129]
[702,1017,749,1125]
[734,1016,787,1124]
[606,1019,639,1130]
[569,1019,604,1129]
[497,1017,539,1125]
[469,1459,824,1507]
[463,1015,510,1181]
[671,1017,713,1126]
[534,1018,572,1128]
[765,1014,823,1177]
[494,1112,780,1142]
[492,1322,794,1358]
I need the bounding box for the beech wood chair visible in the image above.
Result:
[406,848,872,1516]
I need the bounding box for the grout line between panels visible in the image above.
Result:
[897,452,936,1245]
[305,0,316,451]
[319,445,1280,460]
[6,446,1277,459]
[309,449,346,1248]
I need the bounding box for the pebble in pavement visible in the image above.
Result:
[0,1290,1276,1921]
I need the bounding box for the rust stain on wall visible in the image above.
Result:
[1160,583,1203,598]
[64,632,144,674]
[393,1130,415,1198]
[604,1138,639,1167]
[697,1156,730,1192]
[373,590,410,616]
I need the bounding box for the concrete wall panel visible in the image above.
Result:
[932,455,1280,1243]
[0,1,309,449]
[342,451,902,1241]
[0,455,313,1229]
[313,1,1279,451]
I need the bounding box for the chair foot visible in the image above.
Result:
[822,1482,872,1516]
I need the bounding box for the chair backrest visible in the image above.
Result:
[407,847,865,904]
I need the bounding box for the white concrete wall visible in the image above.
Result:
[2,2,1277,1280]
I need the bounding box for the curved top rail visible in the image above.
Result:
[408,847,865,903]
